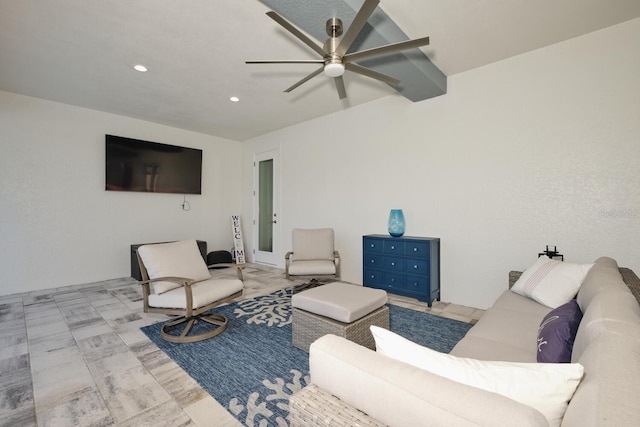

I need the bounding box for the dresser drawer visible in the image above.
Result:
[365,269,405,291]
[384,257,405,272]
[383,272,406,290]
[364,254,384,269]
[406,259,429,275]
[363,268,384,286]
[406,241,429,257]
[364,239,384,253]
[405,274,430,293]
[383,240,405,255]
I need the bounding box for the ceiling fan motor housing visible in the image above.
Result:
[323,18,345,77]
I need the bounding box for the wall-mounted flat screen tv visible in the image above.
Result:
[105,135,202,194]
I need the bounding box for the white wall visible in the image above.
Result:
[242,18,640,309]
[3,19,638,306]
[0,91,242,296]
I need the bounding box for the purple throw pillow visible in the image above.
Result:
[537,299,583,363]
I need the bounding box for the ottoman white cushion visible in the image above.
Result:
[292,282,387,323]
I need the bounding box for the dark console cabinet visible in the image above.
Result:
[363,235,440,307]
[130,240,207,280]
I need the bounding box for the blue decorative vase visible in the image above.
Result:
[388,209,406,237]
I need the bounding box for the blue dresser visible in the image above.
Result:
[362,235,440,307]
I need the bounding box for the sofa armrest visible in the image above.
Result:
[309,335,548,427]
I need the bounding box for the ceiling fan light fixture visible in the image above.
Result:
[324,63,345,78]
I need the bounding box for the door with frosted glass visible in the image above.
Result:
[254,151,280,265]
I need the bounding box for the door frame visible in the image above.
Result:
[252,149,280,266]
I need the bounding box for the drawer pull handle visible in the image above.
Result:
[370,244,374,247]
[413,282,418,286]
[391,245,395,250]
[413,265,418,269]
[371,260,375,263]
[413,248,418,252]
[391,262,395,266]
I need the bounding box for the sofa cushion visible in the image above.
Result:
[537,299,582,363]
[493,290,553,317]
[452,304,547,360]
[511,255,594,308]
[310,334,549,427]
[138,240,211,294]
[449,335,535,362]
[372,326,584,427]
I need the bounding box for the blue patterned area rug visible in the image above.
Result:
[141,288,473,426]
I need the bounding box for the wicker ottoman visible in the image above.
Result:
[291,282,389,352]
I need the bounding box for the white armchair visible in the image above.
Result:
[285,228,340,281]
[137,239,243,343]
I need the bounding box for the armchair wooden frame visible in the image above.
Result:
[138,253,244,343]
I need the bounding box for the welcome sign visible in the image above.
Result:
[231,215,246,264]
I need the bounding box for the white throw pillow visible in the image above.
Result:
[137,240,211,294]
[511,255,594,308]
[371,326,584,427]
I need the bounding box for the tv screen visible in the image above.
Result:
[105,135,202,194]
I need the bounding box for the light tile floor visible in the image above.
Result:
[0,264,484,427]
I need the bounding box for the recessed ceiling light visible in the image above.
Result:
[229,96,240,102]
[133,64,148,72]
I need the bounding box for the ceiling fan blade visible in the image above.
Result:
[266,11,327,58]
[246,60,324,64]
[335,0,380,57]
[344,36,430,64]
[334,76,347,99]
[345,63,400,87]
[284,66,324,93]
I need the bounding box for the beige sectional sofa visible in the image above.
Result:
[288,257,640,426]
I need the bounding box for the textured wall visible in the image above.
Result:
[242,18,640,309]
[0,93,242,296]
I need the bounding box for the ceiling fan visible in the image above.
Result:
[246,0,430,99]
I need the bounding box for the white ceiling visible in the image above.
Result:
[2,1,640,141]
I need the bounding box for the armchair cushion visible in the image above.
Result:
[292,228,335,261]
[287,260,336,276]
[138,240,211,294]
[148,278,243,309]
